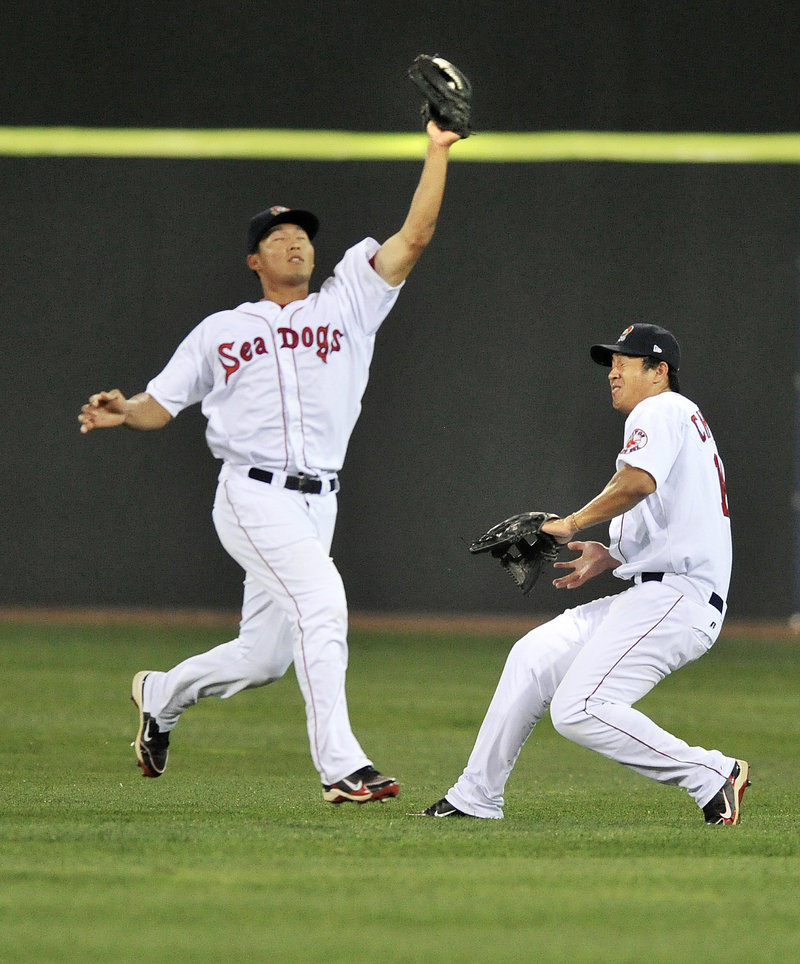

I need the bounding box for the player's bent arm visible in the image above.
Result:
[543,464,656,543]
[79,389,172,433]
[372,123,460,286]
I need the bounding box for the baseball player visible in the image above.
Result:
[417,324,751,825]
[78,118,463,805]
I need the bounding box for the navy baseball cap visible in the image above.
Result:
[590,324,681,371]
[247,205,319,253]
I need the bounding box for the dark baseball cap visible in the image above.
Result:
[590,323,681,371]
[247,205,319,253]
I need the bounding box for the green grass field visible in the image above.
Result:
[1,616,798,963]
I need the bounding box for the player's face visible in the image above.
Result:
[608,354,661,414]
[250,223,315,286]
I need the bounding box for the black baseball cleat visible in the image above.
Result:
[410,797,471,817]
[131,671,170,778]
[323,765,400,805]
[702,760,751,825]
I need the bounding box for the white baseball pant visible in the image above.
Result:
[446,580,735,818]
[144,462,371,786]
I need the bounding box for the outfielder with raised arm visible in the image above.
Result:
[417,324,751,825]
[78,56,471,806]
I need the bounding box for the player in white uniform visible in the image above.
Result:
[417,324,751,825]
[79,120,463,805]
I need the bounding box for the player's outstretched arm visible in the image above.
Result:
[372,121,462,287]
[78,389,172,433]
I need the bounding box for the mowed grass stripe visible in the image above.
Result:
[1,621,798,962]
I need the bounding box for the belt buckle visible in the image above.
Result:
[294,473,319,495]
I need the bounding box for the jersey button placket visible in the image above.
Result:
[278,340,303,467]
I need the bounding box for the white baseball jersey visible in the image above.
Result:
[609,390,732,600]
[145,238,403,474]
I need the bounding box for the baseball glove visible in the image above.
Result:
[469,511,562,595]
[407,54,473,138]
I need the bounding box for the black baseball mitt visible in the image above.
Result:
[469,511,562,595]
[407,54,473,138]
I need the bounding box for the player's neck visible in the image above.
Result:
[260,281,310,306]
[618,385,672,415]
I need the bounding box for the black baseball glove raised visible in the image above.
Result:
[407,54,473,138]
[469,511,562,595]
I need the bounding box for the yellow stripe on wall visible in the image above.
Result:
[2,127,800,163]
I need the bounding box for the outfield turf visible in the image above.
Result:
[1,617,798,962]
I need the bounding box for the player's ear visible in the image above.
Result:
[246,252,260,271]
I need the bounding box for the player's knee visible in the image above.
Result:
[549,689,591,742]
[502,635,542,679]
[298,601,348,642]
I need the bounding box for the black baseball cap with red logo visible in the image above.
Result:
[247,205,320,253]
[590,324,681,371]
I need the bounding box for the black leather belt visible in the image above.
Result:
[641,572,724,614]
[248,467,337,495]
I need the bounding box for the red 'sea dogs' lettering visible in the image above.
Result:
[218,337,269,383]
[277,325,343,362]
[218,328,344,382]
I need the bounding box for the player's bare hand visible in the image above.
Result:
[78,389,129,433]
[426,120,462,148]
[552,541,617,589]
